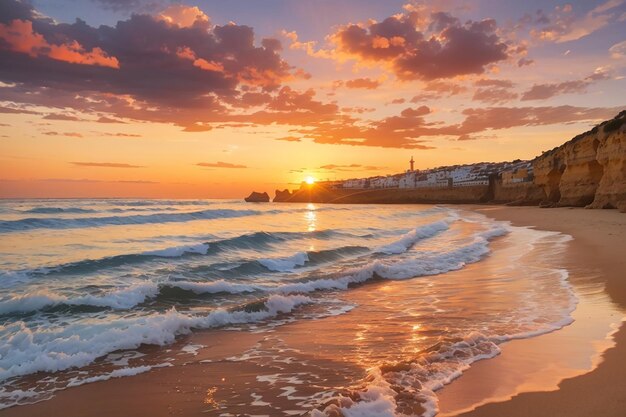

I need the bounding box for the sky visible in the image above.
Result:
[0,0,624,198]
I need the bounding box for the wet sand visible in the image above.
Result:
[439,206,626,417]
[2,206,624,417]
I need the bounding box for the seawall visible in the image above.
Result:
[273,185,491,204]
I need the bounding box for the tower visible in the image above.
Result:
[409,156,415,171]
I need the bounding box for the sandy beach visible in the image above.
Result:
[1,206,624,417]
[439,206,626,417]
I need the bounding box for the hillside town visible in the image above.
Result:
[320,158,534,190]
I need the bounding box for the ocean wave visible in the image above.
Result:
[0,244,371,316]
[6,231,370,278]
[0,206,358,233]
[258,252,309,272]
[98,200,215,207]
[162,280,260,295]
[374,219,452,255]
[20,207,96,214]
[141,243,209,258]
[0,208,266,232]
[0,294,312,382]
[192,245,370,279]
[0,282,160,315]
[163,226,508,298]
[0,223,504,316]
[268,225,509,295]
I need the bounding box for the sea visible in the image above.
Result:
[0,199,578,415]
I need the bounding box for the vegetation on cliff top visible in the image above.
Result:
[538,110,626,158]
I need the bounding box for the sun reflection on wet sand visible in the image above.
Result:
[203,386,220,411]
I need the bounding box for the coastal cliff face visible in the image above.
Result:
[532,111,626,210]
[590,130,626,210]
[492,181,545,205]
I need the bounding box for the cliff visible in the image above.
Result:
[532,110,626,210]
[491,181,545,206]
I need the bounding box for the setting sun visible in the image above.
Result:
[305,176,316,185]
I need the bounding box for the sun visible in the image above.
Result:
[304,176,316,185]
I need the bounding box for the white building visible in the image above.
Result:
[335,158,528,190]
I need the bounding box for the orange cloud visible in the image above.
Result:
[530,1,623,43]
[176,47,224,72]
[70,162,144,168]
[319,164,386,171]
[196,162,247,168]
[158,5,210,28]
[328,11,509,80]
[43,131,83,137]
[345,77,381,89]
[521,69,612,101]
[0,20,119,68]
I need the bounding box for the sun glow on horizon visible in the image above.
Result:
[305,176,316,185]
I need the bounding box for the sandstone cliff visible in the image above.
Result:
[532,110,625,210]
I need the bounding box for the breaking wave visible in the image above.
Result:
[0,294,312,382]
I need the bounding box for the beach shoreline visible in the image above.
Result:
[440,206,626,417]
[0,206,624,417]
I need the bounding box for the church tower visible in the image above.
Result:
[409,156,415,171]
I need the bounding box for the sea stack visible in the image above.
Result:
[244,191,270,202]
[273,189,293,202]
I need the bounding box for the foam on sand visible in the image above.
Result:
[0,294,312,382]
[314,267,578,417]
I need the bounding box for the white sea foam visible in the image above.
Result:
[0,387,47,410]
[258,252,309,272]
[0,220,507,318]
[314,267,578,417]
[0,282,160,315]
[0,271,31,289]
[180,344,205,356]
[0,294,311,382]
[66,364,166,387]
[274,224,509,295]
[167,279,260,294]
[375,219,451,255]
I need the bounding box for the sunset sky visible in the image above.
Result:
[0,0,624,198]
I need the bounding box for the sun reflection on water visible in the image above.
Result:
[305,203,317,232]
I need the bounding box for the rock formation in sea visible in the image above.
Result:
[244,191,270,202]
[273,189,292,202]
